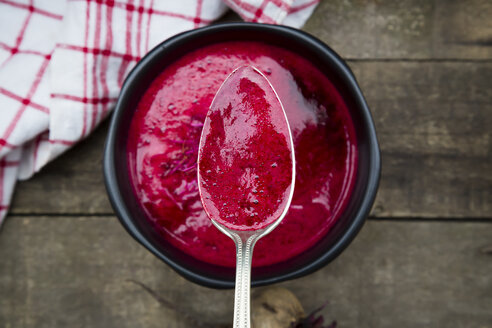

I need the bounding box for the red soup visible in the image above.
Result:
[127,41,358,268]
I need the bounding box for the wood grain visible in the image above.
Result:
[1,216,491,328]
[304,0,492,60]
[9,62,492,218]
[355,61,492,218]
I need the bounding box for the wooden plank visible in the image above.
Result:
[0,216,491,327]
[9,61,492,218]
[354,61,492,218]
[304,0,492,59]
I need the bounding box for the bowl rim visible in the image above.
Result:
[103,22,381,289]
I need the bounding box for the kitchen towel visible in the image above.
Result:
[0,0,319,223]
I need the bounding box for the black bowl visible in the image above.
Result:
[103,23,380,289]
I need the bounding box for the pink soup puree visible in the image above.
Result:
[198,66,294,231]
[127,41,358,267]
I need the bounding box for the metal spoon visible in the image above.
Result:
[197,66,296,328]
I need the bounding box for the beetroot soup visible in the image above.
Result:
[127,41,357,267]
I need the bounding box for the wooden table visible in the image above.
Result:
[1,1,491,327]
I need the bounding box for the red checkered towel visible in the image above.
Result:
[0,0,319,223]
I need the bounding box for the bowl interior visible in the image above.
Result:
[104,23,380,289]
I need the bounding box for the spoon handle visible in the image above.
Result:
[232,233,257,328]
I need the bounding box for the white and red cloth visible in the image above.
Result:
[0,0,319,223]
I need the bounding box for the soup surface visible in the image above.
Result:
[127,41,357,267]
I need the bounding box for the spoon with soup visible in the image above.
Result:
[197,66,295,328]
